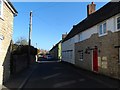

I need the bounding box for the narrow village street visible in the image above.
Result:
[1,1,120,89]
[21,59,119,88]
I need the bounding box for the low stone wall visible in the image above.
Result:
[11,54,36,74]
[11,54,28,74]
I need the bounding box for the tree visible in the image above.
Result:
[15,37,28,45]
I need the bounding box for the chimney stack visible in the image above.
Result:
[62,33,67,40]
[87,2,96,16]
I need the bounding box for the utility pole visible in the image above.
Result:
[29,11,32,46]
[28,11,32,67]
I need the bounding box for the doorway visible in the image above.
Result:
[93,46,98,72]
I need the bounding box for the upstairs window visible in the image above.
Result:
[98,22,107,36]
[103,23,107,33]
[117,17,120,30]
[0,0,3,18]
[79,33,83,41]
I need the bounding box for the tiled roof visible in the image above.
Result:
[7,0,18,15]
[49,40,62,51]
[62,2,120,42]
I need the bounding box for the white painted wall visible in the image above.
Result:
[107,17,115,32]
[62,13,120,65]
[77,14,120,42]
[78,26,98,42]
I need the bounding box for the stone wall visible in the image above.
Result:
[11,54,36,74]
[75,31,120,79]
[0,2,14,86]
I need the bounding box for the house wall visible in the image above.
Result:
[77,14,120,42]
[62,12,120,79]
[0,1,15,86]
[62,35,78,64]
[49,45,58,60]
[54,46,58,59]
[75,14,120,79]
[75,31,120,79]
[58,43,62,60]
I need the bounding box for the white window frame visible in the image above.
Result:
[98,22,107,36]
[118,48,120,63]
[0,0,3,18]
[116,16,120,31]
[79,50,84,61]
[79,33,83,42]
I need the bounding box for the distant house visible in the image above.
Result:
[49,40,62,60]
[62,2,120,79]
[0,0,17,86]
[49,34,67,60]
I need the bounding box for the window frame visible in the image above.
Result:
[117,16,120,30]
[118,48,120,64]
[98,22,107,36]
[79,33,83,42]
[78,50,84,61]
[0,0,3,18]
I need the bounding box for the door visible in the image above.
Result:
[93,46,98,72]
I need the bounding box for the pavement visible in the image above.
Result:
[2,63,37,90]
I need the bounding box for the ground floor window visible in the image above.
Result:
[118,48,120,63]
[78,50,84,61]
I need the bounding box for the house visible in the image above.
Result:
[49,40,62,60]
[0,0,17,86]
[62,2,120,79]
[49,33,67,60]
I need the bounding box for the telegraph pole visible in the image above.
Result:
[28,11,32,67]
[29,11,32,46]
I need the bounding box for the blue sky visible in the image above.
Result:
[12,2,108,50]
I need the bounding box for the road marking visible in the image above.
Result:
[53,80,76,88]
[42,73,61,80]
[79,78,85,82]
[37,60,60,63]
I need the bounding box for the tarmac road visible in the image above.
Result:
[23,60,120,88]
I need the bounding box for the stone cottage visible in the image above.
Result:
[62,2,120,79]
[0,0,17,87]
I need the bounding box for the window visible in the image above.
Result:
[79,33,83,41]
[0,0,3,18]
[79,50,83,61]
[118,48,120,63]
[98,22,107,36]
[103,23,107,33]
[99,24,102,35]
[117,17,120,30]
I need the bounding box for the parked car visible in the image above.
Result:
[38,54,44,58]
[46,55,52,60]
